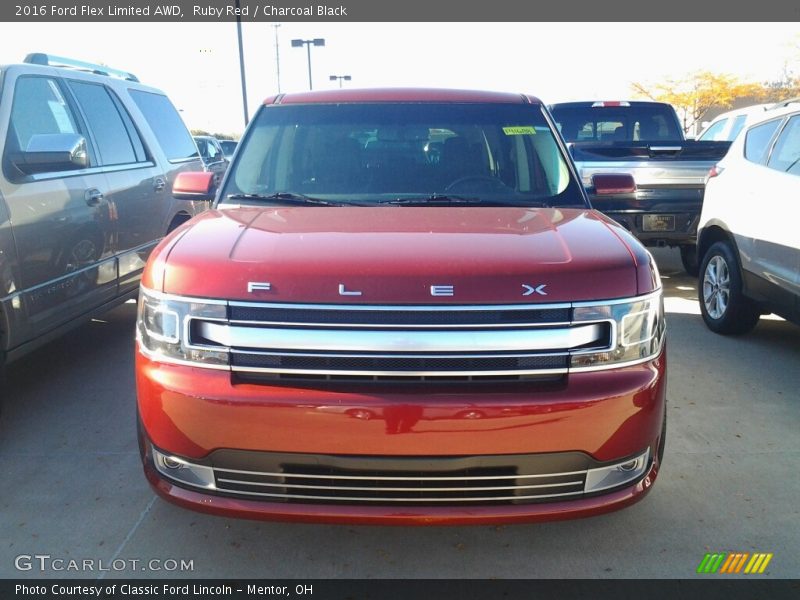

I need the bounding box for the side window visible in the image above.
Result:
[7,76,80,153]
[728,115,747,141]
[698,119,727,141]
[129,90,199,162]
[744,120,781,164]
[207,140,220,161]
[766,115,800,176]
[68,81,140,166]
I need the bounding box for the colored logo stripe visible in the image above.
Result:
[697,553,726,573]
[697,552,773,574]
[745,553,773,574]
[720,553,748,573]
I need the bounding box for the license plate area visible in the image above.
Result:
[642,215,675,232]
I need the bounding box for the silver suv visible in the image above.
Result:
[0,54,208,377]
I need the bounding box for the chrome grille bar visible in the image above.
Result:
[210,489,587,503]
[214,466,588,481]
[216,478,584,492]
[199,322,604,353]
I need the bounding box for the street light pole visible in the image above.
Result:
[291,38,325,91]
[329,75,352,88]
[305,43,312,90]
[272,23,281,93]
[235,0,249,126]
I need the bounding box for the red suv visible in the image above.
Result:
[136,89,667,525]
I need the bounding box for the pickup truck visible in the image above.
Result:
[135,88,667,525]
[549,101,731,274]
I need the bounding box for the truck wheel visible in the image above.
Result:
[679,245,699,277]
[699,241,760,335]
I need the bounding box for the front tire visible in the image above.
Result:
[699,241,760,334]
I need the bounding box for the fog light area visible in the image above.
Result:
[584,449,650,494]
[153,447,216,490]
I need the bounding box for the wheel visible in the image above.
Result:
[679,245,699,277]
[698,241,760,334]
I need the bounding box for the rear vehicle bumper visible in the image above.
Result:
[588,188,702,247]
[136,349,666,524]
[601,208,699,246]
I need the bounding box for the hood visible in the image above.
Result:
[153,207,647,303]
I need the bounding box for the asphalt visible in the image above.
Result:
[1,248,798,579]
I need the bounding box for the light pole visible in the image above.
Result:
[272,23,281,93]
[235,0,249,126]
[291,38,325,90]
[329,75,352,88]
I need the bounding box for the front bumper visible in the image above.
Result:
[136,348,666,524]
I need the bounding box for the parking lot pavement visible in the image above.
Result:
[1,247,798,579]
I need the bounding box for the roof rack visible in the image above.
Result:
[768,96,800,110]
[23,53,139,82]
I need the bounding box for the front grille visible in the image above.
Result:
[188,302,612,380]
[209,451,591,506]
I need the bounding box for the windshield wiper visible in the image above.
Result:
[226,192,346,206]
[380,194,483,206]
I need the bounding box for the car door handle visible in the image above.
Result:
[153,177,166,192]
[85,188,105,206]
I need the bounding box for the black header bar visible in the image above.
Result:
[4,579,800,600]
[3,0,800,22]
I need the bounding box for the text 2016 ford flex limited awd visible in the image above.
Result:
[136,89,666,525]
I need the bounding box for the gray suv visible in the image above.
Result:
[0,54,208,377]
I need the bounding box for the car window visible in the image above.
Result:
[551,105,683,142]
[223,102,585,208]
[194,138,208,158]
[129,90,199,162]
[728,115,748,141]
[744,119,782,164]
[6,76,81,154]
[68,81,140,166]
[207,140,220,160]
[698,118,727,141]
[220,141,237,155]
[766,115,800,176]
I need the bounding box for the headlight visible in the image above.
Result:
[137,288,229,367]
[570,290,665,371]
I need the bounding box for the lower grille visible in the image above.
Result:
[209,451,591,506]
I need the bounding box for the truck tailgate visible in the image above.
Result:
[576,159,718,188]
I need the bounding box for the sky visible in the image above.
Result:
[0,22,797,134]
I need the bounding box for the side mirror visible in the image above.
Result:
[10,133,88,175]
[592,173,636,196]
[173,171,216,202]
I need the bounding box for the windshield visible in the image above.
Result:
[220,102,586,208]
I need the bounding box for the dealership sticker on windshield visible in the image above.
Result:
[503,126,537,135]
